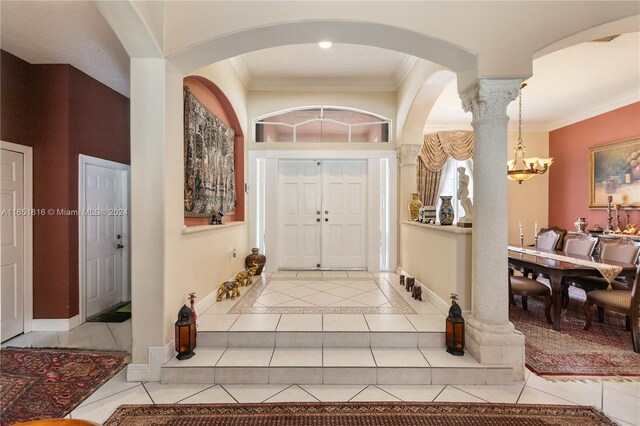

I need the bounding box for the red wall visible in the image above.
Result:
[1,50,130,319]
[183,76,245,226]
[549,102,640,231]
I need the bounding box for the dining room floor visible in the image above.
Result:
[2,271,639,426]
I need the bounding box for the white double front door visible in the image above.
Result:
[279,160,367,270]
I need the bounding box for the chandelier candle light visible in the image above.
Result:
[507,83,554,184]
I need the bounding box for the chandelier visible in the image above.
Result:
[507,83,553,184]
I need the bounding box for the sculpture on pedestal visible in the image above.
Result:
[457,167,473,227]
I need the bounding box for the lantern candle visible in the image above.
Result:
[446,293,465,356]
[175,305,196,360]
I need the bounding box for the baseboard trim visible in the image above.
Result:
[31,314,81,332]
[397,269,470,317]
[127,340,174,382]
[194,288,218,316]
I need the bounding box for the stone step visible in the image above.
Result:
[161,347,513,386]
[197,330,445,348]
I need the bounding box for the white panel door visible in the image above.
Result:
[322,161,367,269]
[85,165,123,317]
[1,149,24,341]
[278,160,322,269]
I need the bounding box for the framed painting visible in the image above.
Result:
[589,137,640,208]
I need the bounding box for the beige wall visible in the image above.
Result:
[507,131,550,245]
[400,222,472,312]
[163,60,250,345]
[247,90,397,151]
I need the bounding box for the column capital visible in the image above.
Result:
[396,143,422,166]
[460,79,521,122]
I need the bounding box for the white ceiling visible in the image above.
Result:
[0,0,130,97]
[1,1,638,131]
[231,44,416,91]
[425,32,640,131]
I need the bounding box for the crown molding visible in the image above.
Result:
[249,77,397,92]
[228,56,251,88]
[394,55,418,86]
[548,91,640,131]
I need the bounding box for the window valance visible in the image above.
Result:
[417,131,474,207]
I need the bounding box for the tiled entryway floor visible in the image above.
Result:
[228,271,416,314]
[2,271,639,426]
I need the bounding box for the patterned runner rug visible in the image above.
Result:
[0,348,126,425]
[510,286,640,379]
[105,402,616,425]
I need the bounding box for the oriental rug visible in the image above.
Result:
[104,402,616,426]
[0,348,126,425]
[510,286,640,379]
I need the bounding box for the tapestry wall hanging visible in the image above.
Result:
[184,86,236,217]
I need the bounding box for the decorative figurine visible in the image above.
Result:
[405,276,415,292]
[188,292,197,320]
[210,208,224,225]
[400,274,405,287]
[216,280,238,301]
[236,263,259,287]
[456,167,473,228]
[411,284,422,301]
[446,293,465,356]
[175,304,196,360]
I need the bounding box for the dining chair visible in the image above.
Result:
[563,234,598,257]
[527,230,560,279]
[569,239,640,293]
[509,270,552,324]
[539,226,566,251]
[583,263,640,353]
[536,229,561,251]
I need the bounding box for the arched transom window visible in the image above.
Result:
[254,106,391,143]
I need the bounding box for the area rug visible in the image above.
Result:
[0,347,126,425]
[510,286,640,379]
[104,402,616,425]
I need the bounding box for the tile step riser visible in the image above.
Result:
[161,366,513,385]
[197,331,446,348]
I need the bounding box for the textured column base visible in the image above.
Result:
[464,316,525,381]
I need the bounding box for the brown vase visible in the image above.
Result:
[245,248,266,275]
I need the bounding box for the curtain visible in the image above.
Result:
[417,131,474,207]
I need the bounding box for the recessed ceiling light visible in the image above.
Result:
[318,41,332,49]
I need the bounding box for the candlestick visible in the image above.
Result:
[534,221,538,236]
[615,204,621,232]
[605,198,613,234]
[519,220,523,236]
[520,234,524,249]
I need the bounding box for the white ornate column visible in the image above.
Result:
[460,79,525,380]
[396,144,423,222]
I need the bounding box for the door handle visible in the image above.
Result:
[325,218,329,222]
[317,211,321,215]
[325,210,329,214]
[117,243,125,249]
[316,218,320,222]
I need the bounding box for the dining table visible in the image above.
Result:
[507,246,637,331]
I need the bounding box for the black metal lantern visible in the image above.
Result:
[175,304,196,360]
[446,293,465,356]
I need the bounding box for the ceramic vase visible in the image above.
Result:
[439,196,454,225]
[245,248,266,275]
[409,192,423,221]
[574,217,588,233]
